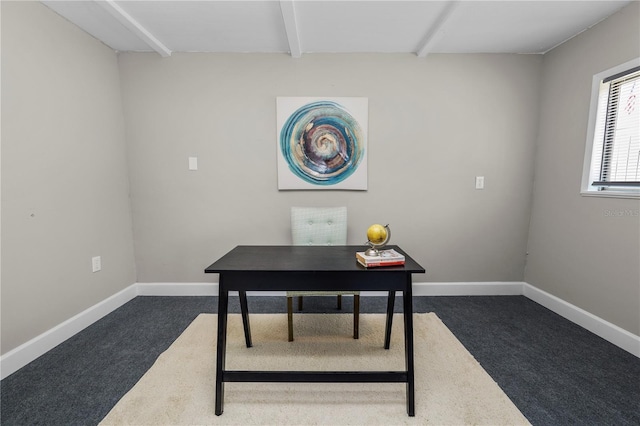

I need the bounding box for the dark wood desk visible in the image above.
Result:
[204,245,426,416]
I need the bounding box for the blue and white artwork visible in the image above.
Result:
[277,97,368,190]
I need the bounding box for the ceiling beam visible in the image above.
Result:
[280,1,302,58]
[95,0,172,57]
[416,1,460,58]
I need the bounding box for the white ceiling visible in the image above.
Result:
[41,1,634,58]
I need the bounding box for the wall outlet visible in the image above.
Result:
[475,176,485,189]
[92,256,102,273]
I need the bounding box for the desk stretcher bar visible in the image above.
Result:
[223,371,409,382]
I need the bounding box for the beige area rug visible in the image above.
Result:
[100,313,530,425]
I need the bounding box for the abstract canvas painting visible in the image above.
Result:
[277,97,368,190]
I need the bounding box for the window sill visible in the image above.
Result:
[581,190,640,199]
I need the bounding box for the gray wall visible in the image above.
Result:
[525,2,640,335]
[1,2,136,353]
[2,1,638,356]
[118,52,541,284]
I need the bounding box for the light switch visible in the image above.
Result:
[188,157,198,171]
[92,256,101,273]
[475,176,485,189]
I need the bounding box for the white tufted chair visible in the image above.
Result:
[287,206,360,342]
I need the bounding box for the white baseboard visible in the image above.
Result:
[0,285,138,380]
[2,280,638,380]
[522,283,640,358]
[413,281,524,296]
[136,282,217,296]
[134,281,525,297]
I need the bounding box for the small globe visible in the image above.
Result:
[367,224,388,245]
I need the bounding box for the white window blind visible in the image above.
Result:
[590,66,640,188]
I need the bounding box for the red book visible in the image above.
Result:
[355,249,405,268]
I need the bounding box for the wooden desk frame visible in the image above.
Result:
[205,245,425,417]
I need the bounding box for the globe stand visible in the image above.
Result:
[365,224,391,256]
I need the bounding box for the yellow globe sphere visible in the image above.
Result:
[367,224,388,244]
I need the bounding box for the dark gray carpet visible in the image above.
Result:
[1,295,638,425]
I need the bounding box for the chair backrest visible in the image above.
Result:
[291,207,347,246]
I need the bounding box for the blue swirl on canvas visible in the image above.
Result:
[280,101,364,185]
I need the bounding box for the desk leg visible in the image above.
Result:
[215,282,229,416]
[239,291,252,348]
[384,291,395,349]
[403,277,415,417]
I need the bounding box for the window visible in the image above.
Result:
[582,58,640,198]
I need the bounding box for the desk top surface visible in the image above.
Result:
[204,245,425,274]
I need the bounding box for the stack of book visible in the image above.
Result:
[356,248,405,268]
